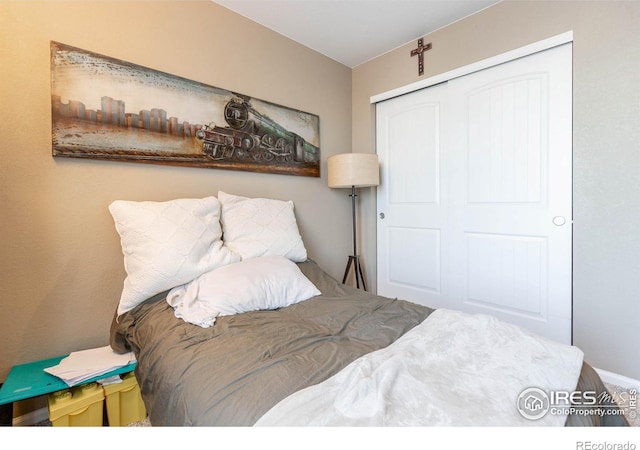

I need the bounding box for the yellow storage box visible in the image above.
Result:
[47,382,104,427]
[103,371,147,426]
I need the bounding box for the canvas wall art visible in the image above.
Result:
[50,41,320,177]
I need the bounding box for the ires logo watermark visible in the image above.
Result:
[517,387,637,421]
[517,388,550,420]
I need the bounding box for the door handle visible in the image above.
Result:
[379,212,385,219]
[552,216,566,226]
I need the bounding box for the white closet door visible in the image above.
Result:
[376,83,450,309]
[447,44,572,344]
[376,43,572,344]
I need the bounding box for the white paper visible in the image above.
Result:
[97,375,124,386]
[44,345,136,387]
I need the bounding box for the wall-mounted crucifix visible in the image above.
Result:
[410,38,432,76]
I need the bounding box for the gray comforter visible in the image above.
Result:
[110,260,627,426]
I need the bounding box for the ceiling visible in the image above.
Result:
[211,0,501,67]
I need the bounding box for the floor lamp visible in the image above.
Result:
[327,153,380,291]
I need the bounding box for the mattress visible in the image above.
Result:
[110,260,628,427]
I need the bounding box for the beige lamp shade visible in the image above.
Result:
[327,153,380,188]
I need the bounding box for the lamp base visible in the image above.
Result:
[342,255,367,291]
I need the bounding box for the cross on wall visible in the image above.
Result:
[410,38,432,76]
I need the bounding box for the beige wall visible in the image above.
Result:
[0,1,352,382]
[353,1,640,380]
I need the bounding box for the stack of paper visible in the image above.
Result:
[44,346,136,387]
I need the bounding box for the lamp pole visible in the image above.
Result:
[351,185,357,258]
[342,185,366,291]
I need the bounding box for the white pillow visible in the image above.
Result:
[218,191,308,262]
[109,196,240,316]
[167,255,321,328]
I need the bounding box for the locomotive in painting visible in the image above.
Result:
[196,97,307,163]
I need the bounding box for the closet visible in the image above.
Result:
[375,42,572,344]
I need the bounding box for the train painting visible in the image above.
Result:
[51,41,320,177]
[196,96,316,165]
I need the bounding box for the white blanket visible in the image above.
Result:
[255,308,584,426]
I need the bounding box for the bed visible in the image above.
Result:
[107,193,628,427]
